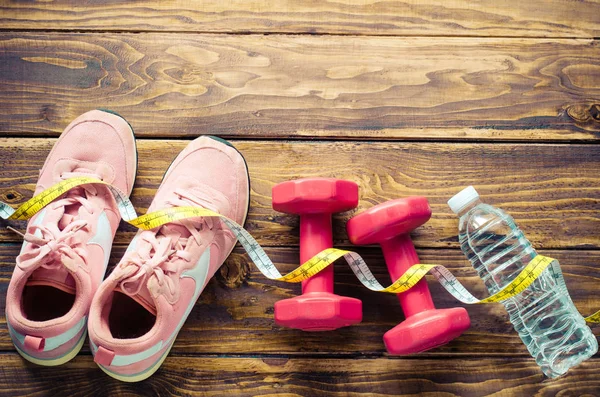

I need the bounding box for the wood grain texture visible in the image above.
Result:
[1,139,599,248]
[1,0,599,38]
[0,354,599,397]
[2,7,600,393]
[1,244,599,356]
[1,33,599,141]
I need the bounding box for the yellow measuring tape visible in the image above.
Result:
[1,176,599,323]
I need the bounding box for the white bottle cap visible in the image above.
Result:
[448,186,480,214]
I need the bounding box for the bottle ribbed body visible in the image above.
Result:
[458,203,597,378]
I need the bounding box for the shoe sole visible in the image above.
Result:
[95,135,250,382]
[97,341,174,382]
[13,330,86,367]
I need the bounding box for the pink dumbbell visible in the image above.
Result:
[347,197,470,354]
[272,178,362,331]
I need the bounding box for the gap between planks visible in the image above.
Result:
[2,136,600,146]
[0,28,597,40]
[2,134,600,145]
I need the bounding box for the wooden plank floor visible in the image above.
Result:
[0,1,599,396]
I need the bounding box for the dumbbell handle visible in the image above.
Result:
[380,234,435,317]
[300,213,334,294]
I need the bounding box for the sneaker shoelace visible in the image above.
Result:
[115,188,232,304]
[11,171,103,274]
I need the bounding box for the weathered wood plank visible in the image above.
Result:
[0,353,598,396]
[1,245,598,355]
[1,139,599,249]
[1,0,599,38]
[1,34,599,141]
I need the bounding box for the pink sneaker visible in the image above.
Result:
[88,136,250,382]
[6,110,137,366]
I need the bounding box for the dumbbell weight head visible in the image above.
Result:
[346,196,431,244]
[272,178,359,215]
[347,197,470,354]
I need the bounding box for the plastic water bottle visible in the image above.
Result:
[448,186,597,378]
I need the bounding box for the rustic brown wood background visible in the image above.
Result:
[1,1,599,396]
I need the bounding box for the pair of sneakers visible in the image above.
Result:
[5,110,250,382]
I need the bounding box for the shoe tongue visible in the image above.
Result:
[159,223,190,240]
[25,171,99,295]
[114,233,176,316]
[58,213,76,230]
[26,268,76,294]
[25,206,77,294]
[57,180,95,229]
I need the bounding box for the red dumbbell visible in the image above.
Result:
[347,197,470,354]
[272,178,362,331]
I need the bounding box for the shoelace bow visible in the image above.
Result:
[12,171,103,274]
[12,221,89,273]
[117,188,233,304]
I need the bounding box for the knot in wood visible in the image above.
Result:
[2,190,23,203]
[216,252,250,289]
[566,103,600,124]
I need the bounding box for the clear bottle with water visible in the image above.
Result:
[448,186,597,378]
